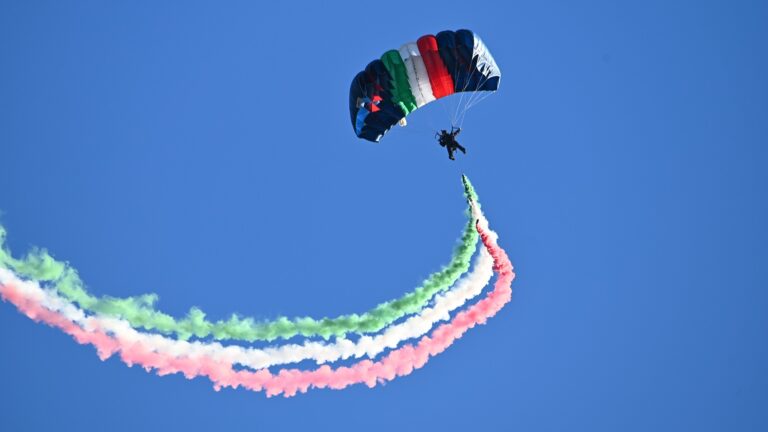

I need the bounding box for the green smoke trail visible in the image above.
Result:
[0,176,480,342]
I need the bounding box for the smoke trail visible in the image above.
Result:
[0,181,489,370]
[0,177,480,342]
[0,200,514,397]
[0,244,491,371]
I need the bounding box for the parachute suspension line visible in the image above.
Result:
[425,110,441,133]
[459,66,491,110]
[449,53,474,127]
[464,88,495,112]
[448,54,463,127]
[457,91,490,128]
[456,69,497,127]
[437,95,454,127]
[453,51,495,127]
[451,61,479,127]
[462,68,494,111]
[450,57,472,124]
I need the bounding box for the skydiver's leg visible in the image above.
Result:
[447,146,455,160]
[456,143,466,154]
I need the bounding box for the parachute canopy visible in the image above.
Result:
[350,29,501,142]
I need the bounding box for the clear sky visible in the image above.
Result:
[1,1,766,430]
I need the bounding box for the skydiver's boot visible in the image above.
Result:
[457,144,466,154]
[448,148,456,160]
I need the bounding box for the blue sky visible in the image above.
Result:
[1,1,766,430]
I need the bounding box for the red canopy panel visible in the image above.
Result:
[417,35,455,99]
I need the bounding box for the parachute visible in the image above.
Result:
[349,29,501,142]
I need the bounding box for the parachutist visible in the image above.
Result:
[437,127,466,160]
[350,30,500,143]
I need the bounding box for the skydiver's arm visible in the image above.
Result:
[452,127,461,136]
